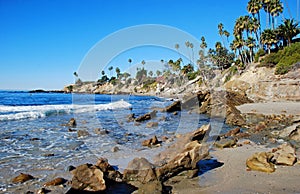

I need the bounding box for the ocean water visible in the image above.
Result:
[0,91,230,193]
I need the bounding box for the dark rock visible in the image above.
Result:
[30,137,40,141]
[71,163,106,191]
[146,122,158,128]
[43,153,55,157]
[162,101,181,112]
[68,118,77,128]
[12,173,34,184]
[142,136,159,147]
[68,128,76,132]
[135,111,157,122]
[36,188,51,194]
[44,177,67,187]
[246,152,275,173]
[77,130,90,137]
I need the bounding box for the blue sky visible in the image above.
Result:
[0,0,298,90]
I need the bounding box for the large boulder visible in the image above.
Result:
[289,125,300,141]
[71,164,106,191]
[123,157,158,187]
[155,141,209,181]
[246,152,276,173]
[142,136,160,147]
[270,143,297,166]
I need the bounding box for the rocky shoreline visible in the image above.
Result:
[11,65,300,193]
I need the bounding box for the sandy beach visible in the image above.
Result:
[171,143,300,194]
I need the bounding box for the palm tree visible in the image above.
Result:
[277,19,300,46]
[200,36,207,50]
[247,0,263,35]
[261,29,278,54]
[223,30,230,45]
[231,36,246,63]
[73,72,78,77]
[246,37,256,62]
[218,23,226,46]
[270,0,283,29]
[115,67,121,78]
[141,60,146,66]
[156,70,161,77]
[148,71,153,77]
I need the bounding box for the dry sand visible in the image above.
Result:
[236,102,300,116]
[171,143,300,194]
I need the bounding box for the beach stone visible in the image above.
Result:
[224,127,240,137]
[123,157,157,187]
[246,152,275,173]
[68,118,77,127]
[44,177,67,187]
[270,143,297,166]
[94,128,109,135]
[71,163,106,191]
[142,136,159,147]
[111,146,120,152]
[146,121,158,128]
[12,173,34,184]
[95,158,123,182]
[162,100,181,112]
[214,137,237,149]
[135,111,157,122]
[77,129,90,137]
[127,113,135,122]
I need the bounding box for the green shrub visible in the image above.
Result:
[254,48,265,63]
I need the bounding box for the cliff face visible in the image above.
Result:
[225,66,300,102]
[64,65,299,102]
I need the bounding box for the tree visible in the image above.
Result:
[218,23,226,46]
[200,36,207,50]
[141,60,146,66]
[277,19,300,46]
[115,67,121,78]
[148,71,153,77]
[261,29,278,54]
[73,72,78,77]
[101,70,105,76]
[246,37,256,62]
[269,0,283,30]
[247,0,263,36]
[223,30,230,44]
[156,70,161,77]
[208,44,235,70]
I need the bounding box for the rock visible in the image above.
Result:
[71,163,106,191]
[137,180,163,194]
[135,111,157,122]
[111,146,120,152]
[161,136,168,142]
[214,137,237,149]
[94,128,109,135]
[12,173,34,183]
[68,128,76,132]
[289,125,300,141]
[37,188,50,194]
[246,152,275,173]
[154,124,210,164]
[146,122,158,128]
[68,118,77,127]
[142,136,159,147]
[127,113,135,122]
[155,141,209,181]
[162,100,181,112]
[123,157,158,187]
[44,177,67,186]
[173,111,178,115]
[224,127,240,137]
[77,129,90,137]
[95,158,123,182]
[270,143,297,166]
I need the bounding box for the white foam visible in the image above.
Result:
[0,100,131,121]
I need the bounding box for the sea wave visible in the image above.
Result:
[0,99,131,121]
